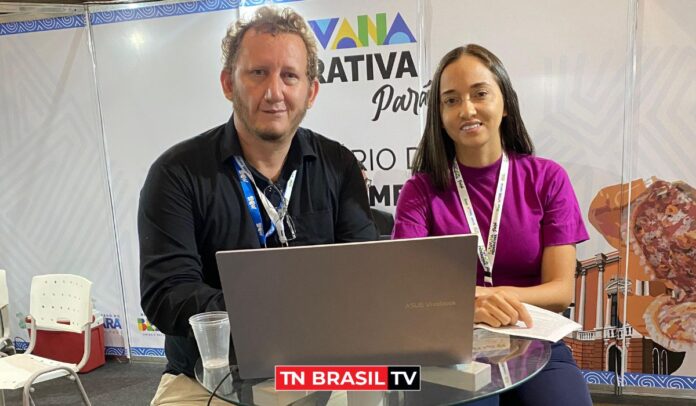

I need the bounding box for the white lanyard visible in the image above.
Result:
[233,156,297,246]
[452,153,509,286]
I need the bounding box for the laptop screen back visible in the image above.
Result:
[216,234,478,379]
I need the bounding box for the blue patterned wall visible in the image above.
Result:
[0,0,302,36]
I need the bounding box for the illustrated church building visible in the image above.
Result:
[563,251,684,375]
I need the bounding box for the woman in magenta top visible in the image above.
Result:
[393,44,592,406]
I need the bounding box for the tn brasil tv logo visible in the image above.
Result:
[307,12,418,84]
[276,365,420,391]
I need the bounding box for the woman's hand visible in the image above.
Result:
[474,287,533,328]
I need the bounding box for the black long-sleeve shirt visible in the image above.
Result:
[139,117,378,376]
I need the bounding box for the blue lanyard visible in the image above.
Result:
[232,157,276,247]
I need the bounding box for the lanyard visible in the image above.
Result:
[232,156,297,246]
[452,153,509,286]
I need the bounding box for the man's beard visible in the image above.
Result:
[232,90,308,143]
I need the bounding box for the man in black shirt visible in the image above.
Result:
[139,7,377,404]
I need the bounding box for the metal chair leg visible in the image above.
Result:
[22,385,31,406]
[66,369,92,406]
[22,385,37,406]
[22,389,33,406]
[23,366,92,406]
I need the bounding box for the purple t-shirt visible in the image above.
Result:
[393,153,589,287]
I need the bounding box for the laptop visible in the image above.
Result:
[216,234,478,379]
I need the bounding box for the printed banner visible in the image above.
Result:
[265,0,424,212]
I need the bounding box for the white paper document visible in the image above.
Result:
[474,303,581,342]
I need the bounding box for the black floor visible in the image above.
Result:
[3,360,695,405]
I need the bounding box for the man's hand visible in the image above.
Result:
[474,287,533,328]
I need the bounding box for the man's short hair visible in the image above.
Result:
[221,6,319,82]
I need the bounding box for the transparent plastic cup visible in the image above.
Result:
[189,311,231,375]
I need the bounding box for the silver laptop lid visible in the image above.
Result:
[216,234,478,379]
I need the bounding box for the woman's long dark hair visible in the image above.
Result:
[412,44,534,191]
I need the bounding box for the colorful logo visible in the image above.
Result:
[309,12,416,50]
[137,317,158,332]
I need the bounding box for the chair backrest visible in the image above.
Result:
[0,269,10,339]
[29,274,92,334]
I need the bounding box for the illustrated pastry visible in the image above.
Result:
[630,180,696,351]
[643,295,696,351]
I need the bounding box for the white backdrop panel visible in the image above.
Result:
[91,3,241,354]
[634,0,696,183]
[0,24,127,353]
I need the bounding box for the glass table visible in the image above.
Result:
[195,331,551,405]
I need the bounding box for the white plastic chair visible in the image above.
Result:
[0,274,92,406]
[0,269,13,356]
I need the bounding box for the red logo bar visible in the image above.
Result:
[275,366,389,391]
